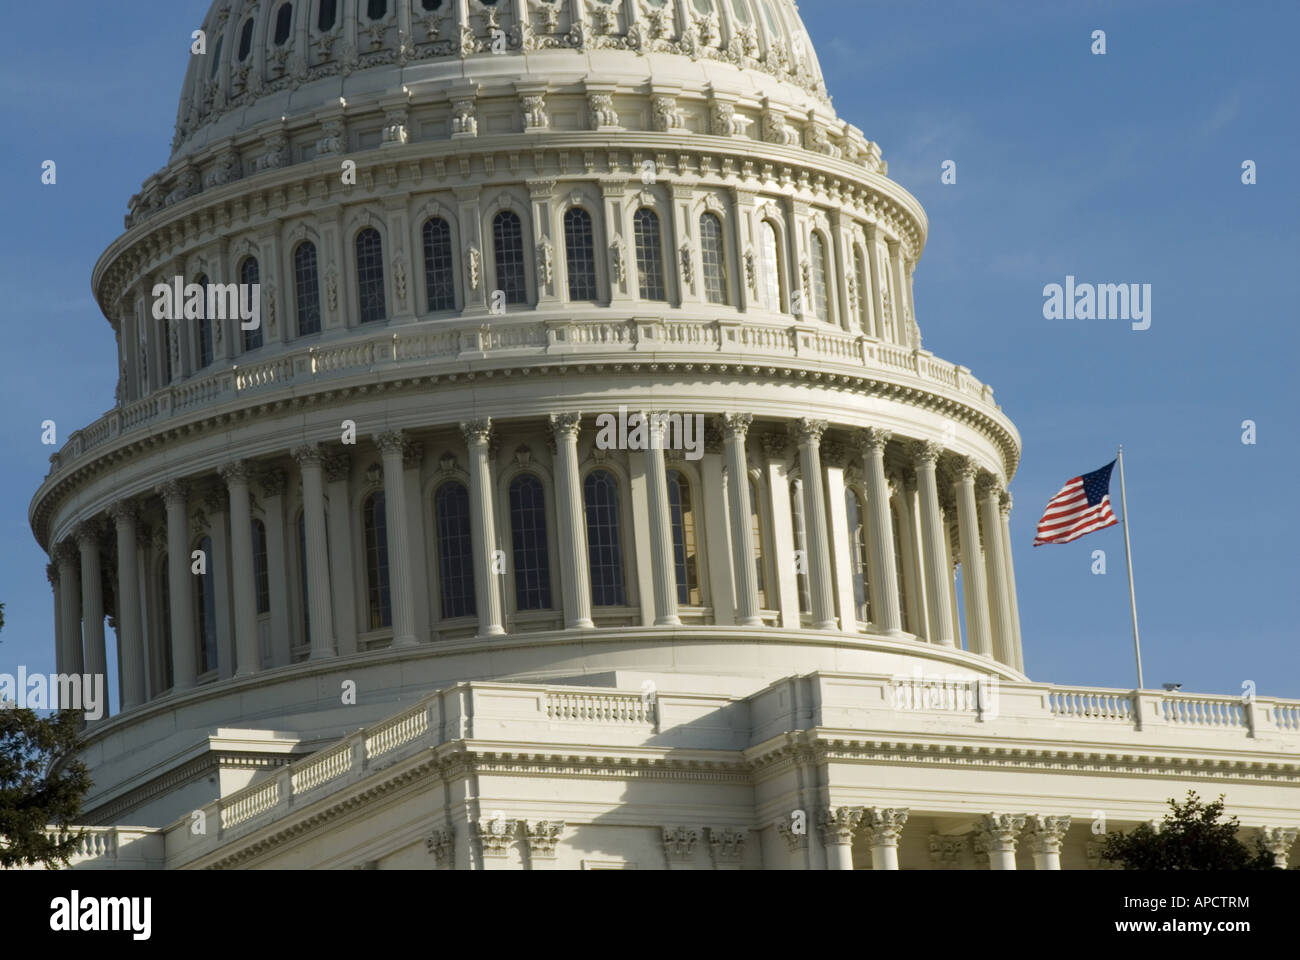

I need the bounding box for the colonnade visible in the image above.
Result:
[46,414,1024,720]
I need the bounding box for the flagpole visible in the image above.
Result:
[1116,445,1144,690]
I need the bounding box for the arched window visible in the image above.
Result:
[157,557,174,690]
[297,511,311,650]
[422,0,445,10]
[422,218,456,312]
[749,477,767,609]
[758,220,781,311]
[666,470,700,605]
[810,232,830,322]
[699,213,728,305]
[891,499,910,633]
[192,273,213,370]
[363,491,392,629]
[633,208,666,301]
[434,482,476,619]
[564,207,598,302]
[367,0,388,19]
[252,520,270,615]
[317,0,338,31]
[274,4,294,45]
[853,247,869,332]
[584,471,625,607]
[492,210,528,305]
[238,19,255,61]
[509,475,552,610]
[790,479,811,614]
[294,242,322,335]
[194,536,218,674]
[845,489,870,622]
[355,228,387,324]
[240,257,263,352]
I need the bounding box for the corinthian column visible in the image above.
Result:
[295,445,339,657]
[108,502,145,710]
[47,562,64,676]
[644,413,681,626]
[978,475,1015,667]
[53,542,83,676]
[818,807,864,870]
[910,442,955,646]
[855,428,902,636]
[461,419,505,637]
[978,813,1027,870]
[159,479,197,690]
[550,413,593,630]
[220,461,261,677]
[862,808,909,870]
[1260,827,1298,869]
[1024,815,1071,870]
[792,419,836,630]
[999,492,1025,672]
[76,522,107,712]
[723,414,762,626]
[374,433,417,647]
[953,458,992,657]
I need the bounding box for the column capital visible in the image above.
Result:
[790,418,828,445]
[524,820,565,861]
[74,520,103,548]
[474,817,520,859]
[1023,815,1071,856]
[156,478,190,506]
[721,412,753,440]
[323,452,351,483]
[662,826,699,865]
[549,412,582,442]
[706,827,748,867]
[775,817,808,852]
[46,561,59,585]
[855,426,892,453]
[862,807,909,846]
[219,459,254,485]
[909,439,943,467]
[373,431,406,457]
[294,443,325,466]
[976,473,1005,500]
[460,418,492,446]
[818,806,865,846]
[53,540,79,565]
[999,490,1014,515]
[107,499,139,525]
[977,813,1027,852]
[953,455,981,482]
[259,469,287,498]
[1260,826,1298,866]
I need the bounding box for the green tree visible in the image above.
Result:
[0,601,92,869]
[1100,791,1275,870]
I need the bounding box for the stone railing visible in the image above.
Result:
[48,316,1002,477]
[546,690,658,728]
[1047,688,1136,722]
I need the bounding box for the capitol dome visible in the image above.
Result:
[45,0,1257,872]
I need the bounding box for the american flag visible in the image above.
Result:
[1033,461,1119,546]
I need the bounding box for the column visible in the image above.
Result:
[819,807,863,870]
[373,434,417,647]
[159,480,197,690]
[109,502,146,709]
[896,477,927,638]
[47,562,64,676]
[325,453,359,656]
[1024,816,1071,870]
[954,458,993,657]
[402,440,430,644]
[862,808,909,870]
[203,489,234,680]
[793,419,836,630]
[76,522,108,710]
[864,223,886,340]
[461,420,505,637]
[762,434,800,628]
[221,461,261,677]
[855,428,903,636]
[978,814,1026,870]
[722,414,762,626]
[550,413,593,630]
[824,453,859,632]
[1260,827,1298,870]
[260,470,292,667]
[910,442,956,647]
[999,492,1025,672]
[888,239,912,347]
[54,542,83,676]
[295,445,340,657]
[644,413,680,626]
[978,475,1015,667]
[700,446,735,626]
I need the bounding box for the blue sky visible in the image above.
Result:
[0,1,1296,706]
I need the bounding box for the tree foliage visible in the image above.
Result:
[1100,791,1276,870]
